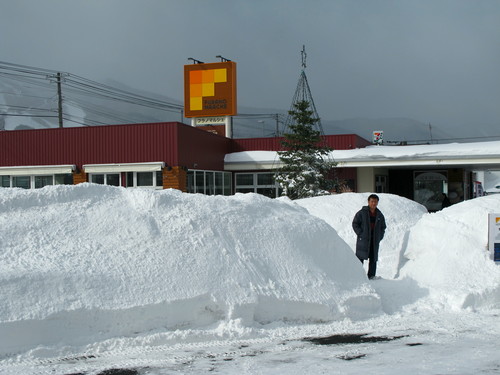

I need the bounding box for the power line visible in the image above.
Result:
[0,113,58,118]
[63,81,182,113]
[0,104,54,111]
[0,91,55,100]
[64,100,136,124]
[0,60,184,127]
[65,73,183,109]
[0,72,55,91]
[0,60,58,75]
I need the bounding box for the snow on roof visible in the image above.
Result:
[224,140,500,169]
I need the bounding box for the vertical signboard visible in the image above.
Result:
[488,213,500,262]
[184,61,237,118]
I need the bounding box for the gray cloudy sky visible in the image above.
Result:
[1,0,499,131]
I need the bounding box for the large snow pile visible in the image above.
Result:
[1,185,499,359]
[0,184,379,356]
[295,193,428,278]
[296,193,500,311]
[399,195,500,310]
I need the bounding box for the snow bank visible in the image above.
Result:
[2,185,499,357]
[399,195,500,310]
[0,184,380,356]
[295,193,500,311]
[295,193,428,278]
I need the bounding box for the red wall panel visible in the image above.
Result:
[0,122,181,168]
[231,137,282,152]
[177,125,232,170]
[0,123,370,172]
[232,134,370,152]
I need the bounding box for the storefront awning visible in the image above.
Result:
[83,162,165,173]
[0,165,76,176]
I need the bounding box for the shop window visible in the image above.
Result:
[156,171,163,187]
[1,173,73,189]
[91,174,105,184]
[125,171,162,189]
[187,170,232,196]
[206,172,215,195]
[137,172,153,187]
[257,173,274,185]
[90,173,120,186]
[235,172,280,198]
[187,171,195,193]
[215,173,223,195]
[195,171,205,193]
[126,172,134,187]
[35,175,54,189]
[224,173,231,196]
[107,174,120,186]
[236,174,254,186]
[1,176,10,188]
[12,176,31,189]
[55,174,73,185]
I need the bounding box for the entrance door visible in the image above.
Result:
[375,175,387,193]
[414,171,448,211]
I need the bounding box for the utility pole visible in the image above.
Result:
[57,72,63,128]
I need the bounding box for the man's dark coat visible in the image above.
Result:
[352,206,386,261]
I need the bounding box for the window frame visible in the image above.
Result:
[234,172,281,198]
[1,174,73,189]
[89,173,122,187]
[187,169,232,196]
[125,171,163,189]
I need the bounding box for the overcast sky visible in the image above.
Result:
[1,0,499,130]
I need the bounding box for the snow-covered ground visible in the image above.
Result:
[0,185,499,374]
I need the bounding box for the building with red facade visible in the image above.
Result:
[2,121,499,210]
[0,122,367,198]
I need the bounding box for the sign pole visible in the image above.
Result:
[225,116,232,139]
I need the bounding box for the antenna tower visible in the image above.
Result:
[282,45,325,136]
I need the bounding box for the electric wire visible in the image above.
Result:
[64,100,137,124]
[0,91,56,100]
[0,60,184,126]
[0,113,58,118]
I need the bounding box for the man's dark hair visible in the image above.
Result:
[368,194,379,202]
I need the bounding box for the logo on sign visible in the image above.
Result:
[184,61,237,118]
[373,130,384,145]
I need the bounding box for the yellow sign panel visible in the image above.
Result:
[184,61,237,118]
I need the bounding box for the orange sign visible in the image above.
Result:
[184,61,237,118]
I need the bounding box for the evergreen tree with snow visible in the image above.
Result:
[275,100,336,200]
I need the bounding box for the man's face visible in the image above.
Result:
[368,198,378,211]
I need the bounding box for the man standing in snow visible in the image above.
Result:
[352,194,387,280]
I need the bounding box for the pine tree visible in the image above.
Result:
[275,100,336,200]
